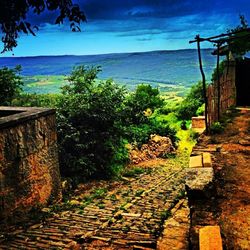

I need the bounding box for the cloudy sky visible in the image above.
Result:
[2,0,250,56]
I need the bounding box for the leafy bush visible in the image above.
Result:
[120,84,177,147]
[158,101,180,115]
[57,66,128,181]
[210,122,224,134]
[196,103,205,116]
[124,117,177,147]
[177,81,204,120]
[122,84,163,125]
[0,65,23,105]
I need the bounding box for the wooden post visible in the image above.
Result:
[196,35,209,133]
[216,43,221,120]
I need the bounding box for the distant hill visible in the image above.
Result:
[0,49,217,92]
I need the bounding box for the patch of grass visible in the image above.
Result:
[49,201,78,213]
[175,189,186,202]
[210,122,224,134]
[160,210,172,221]
[80,188,108,208]
[98,203,105,209]
[121,190,131,198]
[135,189,145,197]
[122,167,145,177]
[119,203,128,211]
[92,188,108,199]
[162,152,176,159]
[109,194,117,201]
[122,226,130,232]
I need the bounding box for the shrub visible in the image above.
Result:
[120,84,177,147]
[122,84,163,125]
[124,117,177,147]
[177,81,204,120]
[196,103,205,116]
[0,65,23,105]
[210,122,224,134]
[56,66,127,181]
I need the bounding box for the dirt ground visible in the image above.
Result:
[190,108,250,249]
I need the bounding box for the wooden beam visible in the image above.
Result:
[216,43,221,120]
[189,28,250,44]
[196,35,209,133]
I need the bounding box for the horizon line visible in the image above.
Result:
[0,47,214,59]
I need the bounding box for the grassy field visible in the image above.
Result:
[23,75,189,96]
[23,75,68,93]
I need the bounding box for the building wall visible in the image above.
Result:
[207,61,237,126]
[0,107,61,220]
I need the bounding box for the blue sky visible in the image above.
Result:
[1,0,250,56]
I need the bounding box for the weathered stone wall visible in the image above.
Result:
[207,61,236,126]
[0,107,61,220]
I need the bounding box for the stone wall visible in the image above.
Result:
[0,107,61,220]
[207,61,236,126]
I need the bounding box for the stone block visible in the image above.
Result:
[203,153,212,168]
[186,168,214,190]
[189,155,203,168]
[185,168,214,199]
[191,116,205,129]
[199,226,223,250]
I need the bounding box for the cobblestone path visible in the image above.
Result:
[0,163,187,250]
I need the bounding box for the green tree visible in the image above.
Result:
[57,66,127,182]
[0,65,23,105]
[177,81,204,120]
[0,0,86,52]
[121,84,177,146]
[122,84,163,125]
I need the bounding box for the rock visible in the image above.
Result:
[202,153,212,168]
[66,241,81,250]
[239,139,250,146]
[157,199,190,250]
[185,168,214,199]
[189,155,203,168]
[199,226,222,250]
[129,134,176,164]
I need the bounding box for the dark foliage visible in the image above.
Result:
[227,15,250,57]
[177,81,204,120]
[0,0,86,52]
[56,66,127,181]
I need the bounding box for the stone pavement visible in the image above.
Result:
[0,162,189,249]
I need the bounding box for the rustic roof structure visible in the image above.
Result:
[189,28,250,133]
